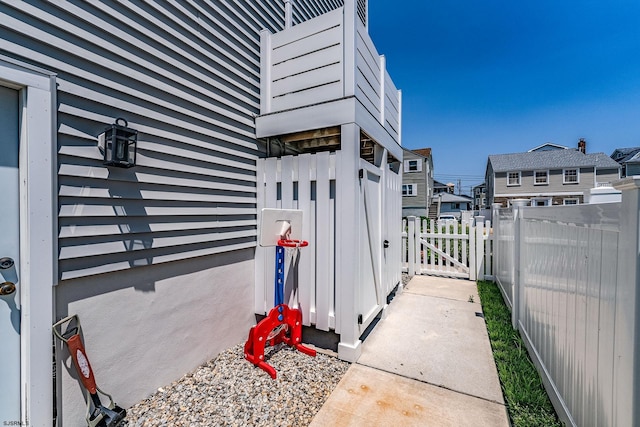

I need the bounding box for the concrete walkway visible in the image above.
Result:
[310,276,510,427]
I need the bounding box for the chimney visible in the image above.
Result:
[578,138,586,154]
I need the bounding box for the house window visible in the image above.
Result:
[507,171,521,186]
[402,184,417,196]
[404,159,422,173]
[563,198,579,205]
[563,169,579,184]
[534,170,548,185]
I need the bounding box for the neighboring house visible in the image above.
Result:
[610,147,640,177]
[435,193,473,218]
[486,140,620,207]
[472,182,487,210]
[0,1,402,425]
[625,152,640,176]
[402,147,434,217]
[433,179,455,194]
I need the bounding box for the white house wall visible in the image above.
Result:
[0,0,344,424]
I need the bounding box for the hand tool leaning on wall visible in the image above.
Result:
[53,314,126,427]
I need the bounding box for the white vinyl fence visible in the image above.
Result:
[402,216,493,281]
[492,178,640,427]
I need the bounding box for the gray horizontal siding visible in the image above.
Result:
[596,168,620,183]
[0,0,336,280]
[495,168,595,196]
[292,0,343,24]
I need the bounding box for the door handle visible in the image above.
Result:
[0,257,17,295]
[383,240,390,248]
[0,257,14,269]
[0,281,16,296]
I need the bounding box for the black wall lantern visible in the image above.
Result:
[98,117,138,167]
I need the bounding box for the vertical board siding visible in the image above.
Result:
[256,153,338,331]
[0,0,340,280]
[383,164,402,295]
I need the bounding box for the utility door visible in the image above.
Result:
[357,161,383,334]
[0,84,21,419]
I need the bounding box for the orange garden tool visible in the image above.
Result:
[244,239,316,378]
[53,315,126,427]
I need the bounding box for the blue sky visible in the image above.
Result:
[367,1,640,194]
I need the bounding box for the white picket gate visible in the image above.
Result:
[402,216,493,281]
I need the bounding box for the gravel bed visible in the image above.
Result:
[123,343,350,427]
[401,273,413,287]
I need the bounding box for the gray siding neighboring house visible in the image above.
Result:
[472,182,487,210]
[625,152,640,176]
[401,147,434,217]
[1,1,344,424]
[611,147,640,177]
[486,143,621,207]
[436,192,473,218]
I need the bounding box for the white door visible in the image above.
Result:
[358,162,383,333]
[0,84,21,420]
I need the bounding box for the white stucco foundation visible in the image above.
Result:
[54,248,255,426]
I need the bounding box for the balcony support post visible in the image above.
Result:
[336,122,362,362]
[343,0,357,98]
[379,55,385,126]
[260,29,272,115]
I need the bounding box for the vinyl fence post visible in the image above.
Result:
[612,178,640,427]
[475,216,485,281]
[408,216,416,275]
[491,203,501,283]
[414,217,421,273]
[469,218,477,281]
[511,199,528,330]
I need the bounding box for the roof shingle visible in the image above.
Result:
[488,150,619,172]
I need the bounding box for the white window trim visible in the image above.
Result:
[563,198,580,205]
[507,171,521,186]
[404,159,422,173]
[402,183,417,196]
[0,56,56,426]
[563,168,580,184]
[534,170,549,185]
[531,197,552,207]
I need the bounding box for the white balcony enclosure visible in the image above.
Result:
[256,5,402,159]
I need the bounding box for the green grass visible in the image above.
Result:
[477,281,563,427]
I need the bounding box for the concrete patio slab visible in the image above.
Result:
[310,364,509,427]
[403,275,480,303]
[358,278,503,403]
[311,276,509,427]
